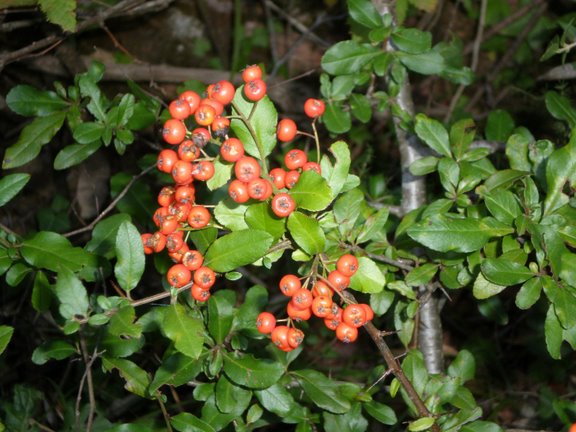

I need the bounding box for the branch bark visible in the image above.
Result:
[371,0,445,375]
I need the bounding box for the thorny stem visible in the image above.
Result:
[231,100,269,175]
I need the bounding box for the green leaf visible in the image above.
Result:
[391,27,432,54]
[449,118,476,160]
[102,357,150,398]
[545,91,576,127]
[483,169,529,192]
[349,257,385,293]
[408,417,436,431]
[322,40,380,75]
[481,258,534,286]
[331,75,356,100]
[231,87,277,160]
[39,0,76,32]
[0,325,14,356]
[409,156,439,175]
[213,199,249,231]
[54,141,101,170]
[357,207,389,243]
[31,340,76,365]
[223,352,285,389]
[407,215,501,253]
[207,158,233,191]
[347,0,383,29]
[72,122,105,144]
[323,101,352,134]
[473,273,507,300]
[292,369,351,414]
[215,374,252,415]
[505,130,532,171]
[414,114,451,157]
[207,290,236,344]
[6,84,68,116]
[461,421,504,432]
[171,413,216,432]
[287,212,326,256]
[324,403,368,432]
[32,271,52,312]
[485,109,515,142]
[114,221,145,294]
[204,229,273,273]
[363,401,397,425]
[447,349,475,383]
[3,111,66,169]
[55,268,89,319]
[290,170,333,212]
[320,141,351,197]
[333,188,363,234]
[544,135,576,216]
[405,263,438,287]
[234,285,269,332]
[398,51,445,75]
[149,353,203,393]
[109,306,142,338]
[350,93,372,123]
[245,202,285,239]
[187,228,218,255]
[85,213,132,259]
[0,174,30,207]
[542,277,576,329]
[544,305,563,359]
[483,189,521,225]
[254,383,296,417]
[515,277,542,310]
[162,304,204,359]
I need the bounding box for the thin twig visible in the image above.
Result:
[366,252,414,272]
[76,333,98,431]
[63,165,155,238]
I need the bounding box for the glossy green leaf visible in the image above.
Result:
[215,374,252,414]
[162,304,204,359]
[450,118,476,160]
[72,122,105,144]
[483,189,521,225]
[54,141,101,170]
[363,400,397,425]
[149,353,203,393]
[223,352,284,389]
[39,0,76,32]
[324,403,368,432]
[109,305,142,338]
[357,207,389,243]
[472,273,507,300]
[505,130,532,171]
[323,101,352,134]
[204,229,273,273]
[287,212,326,256]
[187,228,218,255]
[292,369,351,414]
[0,173,30,207]
[85,213,132,259]
[408,416,436,431]
[171,413,216,432]
[231,87,277,159]
[290,170,333,212]
[409,156,439,175]
[207,290,236,344]
[407,215,501,253]
[3,111,66,169]
[545,91,576,127]
[245,202,285,239]
[461,421,504,432]
[31,340,76,365]
[483,169,528,192]
[350,93,372,122]
[405,263,438,287]
[544,135,576,216]
[6,84,68,116]
[207,158,233,191]
[544,305,562,359]
[398,51,445,75]
[349,257,385,293]
[348,0,383,28]
[320,141,351,197]
[214,199,249,231]
[414,113,451,157]
[32,271,52,312]
[6,262,32,287]
[392,27,432,54]
[200,395,237,430]
[0,326,14,356]
[515,277,542,310]
[233,285,268,332]
[102,357,150,398]
[542,277,576,329]
[333,188,363,234]
[322,40,380,75]
[447,349,475,383]
[114,221,145,294]
[481,258,534,286]
[55,268,89,319]
[485,109,514,142]
[254,383,296,417]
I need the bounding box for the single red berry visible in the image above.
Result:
[187,205,211,229]
[169,201,191,222]
[157,149,179,173]
[178,140,201,162]
[284,149,307,170]
[200,98,224,116]
[211,116,230,138]
[179,90,201,114]
[303,98,325,118]
[167,264,192,288]
[286,302,312,321]
[210,80,236,105]
[342,304,367,328]
[220,137,245,163]
[191,128,211,148]
[182,250,204,271]
[360,303,374,322]
[192,160,215,181]
[168,244,189,263]
[228,179,250,203]
[256,312,276,334]
[277,118,298,142]
[336,322,358,343]
[157,186,176,207]
[234,156,261,183]
[175,185,196,204]
[141,233,154,254]
[194,266,216,290]
[291,288,313,310]
[311,295,334,318]
[244,79,267,102]
[166,232,185,253]
[284,170,300,189]
[195,104,216,126]
[287,328,305,348]
[302,161,321,175]
[153,207,170,227]
[163,119,187,145]
[271,325,290,351]
[168,99,191,120]
[269,168,287,190]
[337,254,359,277]
[191,284,211,302]
[279,274,301,296]
[159,216,179,236]
[172,160,194,185]
[248,177,273,201]
[271,192,295,218]
[327,270,350,292]
[242,65,263,82]
[311,280,333,297]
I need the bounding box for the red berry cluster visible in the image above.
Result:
[256,254,374,351]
